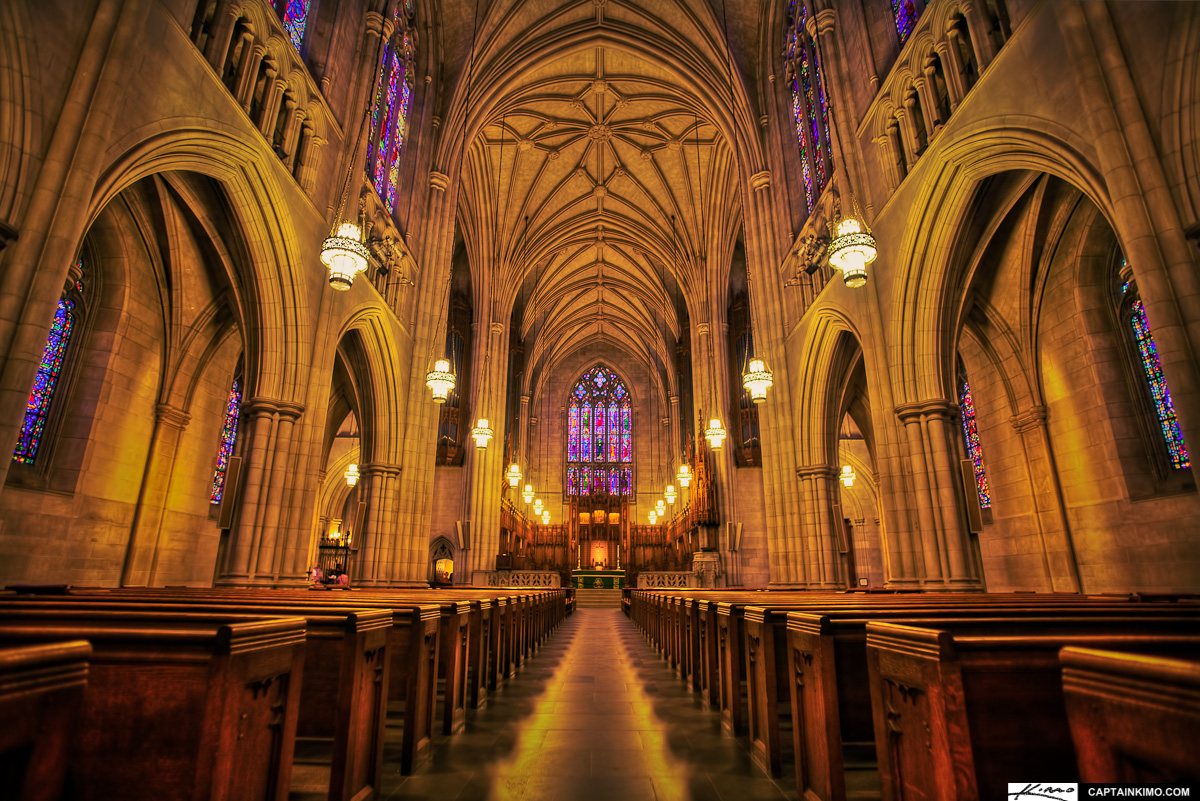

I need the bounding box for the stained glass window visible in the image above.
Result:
[1130,298,1190,469]
[280,0,310,50]
[893,0,919,45]
[783,1,833,214]
[13,297,75,464]
[367,21,415,214]
[566,365,633,496]
[957,375,991,509]
[210,378,242,504]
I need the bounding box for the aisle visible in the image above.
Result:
[382,608,796,801]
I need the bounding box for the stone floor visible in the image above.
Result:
[378,607,797,801]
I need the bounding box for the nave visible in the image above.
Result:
[385,607,796,801]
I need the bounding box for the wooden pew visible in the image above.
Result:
[777,602,1200,798]
[865,617,1200,801]
[0,640,90,801]
[0,609,307,801]
[1061,646,1200,786]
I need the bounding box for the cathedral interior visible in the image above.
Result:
[0,0,1197,797]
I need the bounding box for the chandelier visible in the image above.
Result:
[648,510,657,524]
[841,464,856,487]
[665,484,676,504]
[705,418,727,450]
[827,208,877,288]
[344,463,360,486]
[471,419,493,448]
[426,359,455,403]
[742,358,774,403]
[506,463,522,488]
[677,464,691,487]
[656,499,665,515]
[323,222,370,290]
[541,510,550,525]
[534,498,543,514]
[522,484,534,504]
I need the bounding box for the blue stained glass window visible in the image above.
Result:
[367,24,414,214]
[281,0,310,50]
[784,1,832,215]
[1131,298,1190,469]
[893,0,919,45]
[957,376,991,509]
[13,297,75,464]
[567,365,633,496]
[210,378,242,504]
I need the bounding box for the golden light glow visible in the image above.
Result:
[677,464,691,487]
[705,418,727,450]
[322,222,369,290]
[343,463,360,486]
[742,358,773,403]
[541,510,550,525]
[506,463,522,488]
[841,464,856,487]
[426,358,456,403]
[648,511,657,524]
[471,419,493,448]
[522,484,534,503]
[534,498,544,514]
[827,215,877,288]
[665,484,676,504]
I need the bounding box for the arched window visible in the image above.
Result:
[278,0,311,50]
[783,0,833,214]
[13,294,77,464]
[893,0,920,45]
[366,6,416,215]
[1121,275,1190,470]
[957,367,991,508]
[566,366,632,496]
[210,377,242,504]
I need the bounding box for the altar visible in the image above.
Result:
[571,569,625,589]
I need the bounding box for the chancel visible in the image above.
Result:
[0,0,1197,799]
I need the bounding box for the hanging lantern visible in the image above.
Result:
[534,498,544,514]
[705,418,727,450]
[827,213,877,288]
[522,484,534,504]
[841,465,856,487]
[541,510,550,525]
[322,222,370,290]
[742,358,774,403]
[677,464,691,487]
[648,510,657,524]
[425,359,456,403]
[665,484,677,504]
[471,419,493,448]
[344,463,360,486]
[506,463,522,488]
[656,499,665,514]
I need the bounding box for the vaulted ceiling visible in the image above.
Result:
[444,0,762,398]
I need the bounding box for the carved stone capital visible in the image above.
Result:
[429,171,450,192]
[750,171,771,192]
[154,404,192,430]
[1010,405,1048,433]
[895,399,955,422]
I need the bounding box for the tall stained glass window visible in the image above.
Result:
[893,0,919,45]
[566,365,632,496]
[1123,276,1190,469]
[13,297,76,464]
[957,372,991,509]
[783,1,833,214]
[367,10,416,215]
[210,378,242,504]
[280,0,310,50]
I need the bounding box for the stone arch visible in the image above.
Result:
[0,0,36,227]
[89,123,310,405]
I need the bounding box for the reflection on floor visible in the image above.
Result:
[377,608,797,801]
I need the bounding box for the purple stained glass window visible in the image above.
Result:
[367,27,414,214]
[957,377,991,509]
[210,378,242,504]
[893,0,919,45]
[13,297,75,464]
[785,1,831,214]
[281,0,310,50]
[567,365,633,496]
[1131,299,1190,469]
[568,465,579,495]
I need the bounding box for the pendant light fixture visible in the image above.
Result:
[705,416,727,450]
[522,484,534,504]
[471,419,493,449]
[426,359,455,402]
[323,223,370,290]
[840,464,856,487]
[506,462,522,487]
[344,463,360,486]
[827,196,877,288]
[677,463,691,487]
[648,510,657,524]
[665,484,676,504]
[541,509,550,525]
[534,497,543,515]
[742,358,773,403]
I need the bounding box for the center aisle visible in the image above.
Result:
[381,608,796,801]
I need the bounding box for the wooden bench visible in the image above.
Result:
[865,616,1200,801]
[1061,646,1200,786]
[0,640,91,801]
[0,609,307,801]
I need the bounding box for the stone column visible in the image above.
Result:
[281,104,303,168]
[254,401,304,579]
[356,464,386,583]
[914,76,940,136]
[296,127,324,195]
[121,404,191,587]
[887,117,909,179]
[668,395,681,467]
[945,27,972,93]
[873,134,902,193]
[1011,406,1082,592]
[224,399,279,580]
[518,393,530,464]
[897,105,920,167]
[257,69,285,137]
[958,0,997,70]
[236,44,266,112]
[203,1,242,73]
